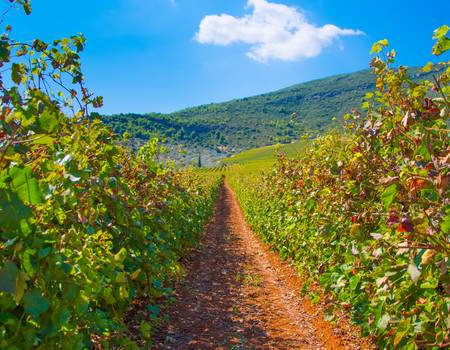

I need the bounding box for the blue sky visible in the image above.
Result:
[9,0,450,114]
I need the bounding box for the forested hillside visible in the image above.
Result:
[101,67,433,165]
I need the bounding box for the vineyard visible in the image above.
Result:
[226,34,450,349]
[0,2,221,348]
[0,1,449,349]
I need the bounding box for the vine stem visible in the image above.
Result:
[433,74,450,109]
[0,139,11,164]
[13,312,25,338]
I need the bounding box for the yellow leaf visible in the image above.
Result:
[114,248,127,263]
[422,61,433,73]
[350,224,361,235]
[119,285,129,299]
[421,249,436,265]
[130,268,141,280]
[370,39,389,54]
[116,272,127,284]
[393,331,406,346]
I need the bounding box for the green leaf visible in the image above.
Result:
[0,189,33,234]
[416,140,431,161]
[381,184,397,210]
[32,39,48,53]
[432,37,450,56]
[349,275,360,290]
[24,289,49,319]
[62,283,80,303]
[11,63,24,84]
[31,134,55,145]
[0,262,19,294]
[305,198,316,211]
[38,112,60,133]
[23,248,37,276]
[102,287,116,304]
[432,25,450,56]
[441,212,450,234]
[140,321,152,338]
[420,277,438,289]
[0,41,10,63]
[23,2,32,15]
[15,272,28,304]
[147,304,160,318]
[10,166,43,205]
[0,311,16,326]
[53,307,70,329]
[38,247,51,259]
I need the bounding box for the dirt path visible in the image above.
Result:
[153,182,372,349]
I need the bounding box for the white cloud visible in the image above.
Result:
[195,0,364,62]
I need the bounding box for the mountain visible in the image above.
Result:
[99,67,428,166]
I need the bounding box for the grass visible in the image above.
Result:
[222,141,304,165]
[215,140,306,176]
[192,139,306,179]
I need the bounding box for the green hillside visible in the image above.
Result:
[100,67,429,165]
[221,140,306,169]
